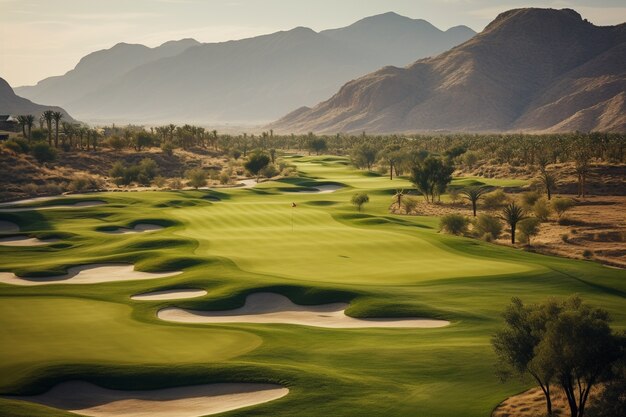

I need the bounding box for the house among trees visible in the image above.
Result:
[0,115,19,140]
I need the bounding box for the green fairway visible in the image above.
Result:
[1,155,624,417]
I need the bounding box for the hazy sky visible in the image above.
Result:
[1,0,625,87]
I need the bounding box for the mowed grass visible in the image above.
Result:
[0,155,624,417]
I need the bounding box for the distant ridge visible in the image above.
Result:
[15,13,476,124]
[0,77,75,122]
[271,8,626,133]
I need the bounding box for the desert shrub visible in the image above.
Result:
[582,249,593,258]
[440,214,469,235]
[138,158,158,185]
[518,217,541,245]
[43,182,65,195]
[22,183,39,195]
[260,164,279,179]
[561,233,569,243]
[219,171,231,185]
[552,197,575,219]
[170,178,183,190]
[376,165,388,175]
[281,167,297,177]
[462,151,480,169]
[186,168,207,189]
[68,176,92,192]
[4,138,30,154]
[475,214,503,239]
[482,189,509,210]
[107,135,126,151]
[520,191,542,209]
[403,196,419,214]
[448,187,461,204]
[161,141,175,156]
[532,198,552,221]
[31,142,57,164]
[109,159,158,186]
[152,176,167,188]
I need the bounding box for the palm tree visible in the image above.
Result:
[501,202,526,244]
[16,115,28,138]
[25,115,35,141]
[538,168,557,200]
[460,186,489,217]
[52,111,63,148]
[42,110,54,146]
[393,189,405,212]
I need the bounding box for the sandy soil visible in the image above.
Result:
[0,263,180,286]
[102,224,164,234]
[237,179,258,188]
[158,292,449,328]
[0,236,59,246]
[132,289,208,301]
[0,200,105,212]
[6,380,288,417]
[492,385,601,417]
[0,220,19,233]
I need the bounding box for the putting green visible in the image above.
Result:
[0,155,624,417]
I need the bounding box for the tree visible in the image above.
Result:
[409,157,454,203]
[574,150,591,198]
[16,115,28,138]
[460,186,489,217]
[501,202,526,244]
[539,168,558,200]
[25,114,35,141]
[351,192,369,212]
[308,138,327,155]
[493,297,621,417]
[244,152,271,182]
[351,144,377,171]
[379,145,402,180]
[42,110,54,146]
[518,217,541,245]
[186,168,207,189]
[52,111,63,148]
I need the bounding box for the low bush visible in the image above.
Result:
[482,189,509,210]
[4,138,30,154]
[31,142,57,164]
[440,214,469,235]
[532,198,552,221]
[474,214,503,239]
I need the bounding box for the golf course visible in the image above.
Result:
[0,155,624,417]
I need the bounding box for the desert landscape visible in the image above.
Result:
[0,2,624,417]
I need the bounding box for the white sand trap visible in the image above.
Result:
[7,381,288,417]
[295,184,342,194]
[0,263,180,286]
[103,224,164,234]
[0,200,105,212]
[132,289,208,301]
[0,220,19,233]
[0,236,59,246]
[158,293,449,328]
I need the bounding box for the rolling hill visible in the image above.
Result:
[14,13,475,125]
[272,8,626,134]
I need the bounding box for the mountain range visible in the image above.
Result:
[0,77,74,122]
[272,8,626,134]
[15,12,475,125]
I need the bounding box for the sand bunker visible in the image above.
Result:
[158,293,449,328]
[0,263,180,286]
[0,220,20,233]
[0,201,105,212]
[0,236,59,246]
[299,184,342,194]
[132,289,208,301]
[238,179,258,188]
[102,224,164,234]
[7,380,288,417]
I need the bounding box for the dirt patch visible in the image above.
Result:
[0,263,180,286]
[158,292,449,328]
[6,380,288,417]
[492,385,601,417]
